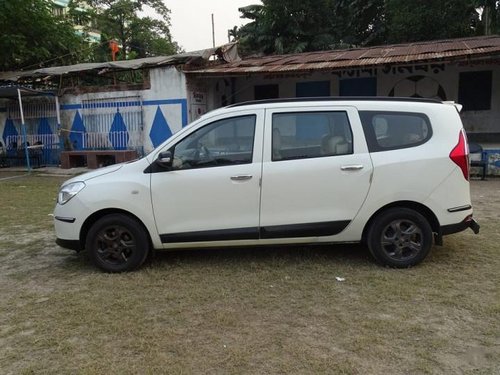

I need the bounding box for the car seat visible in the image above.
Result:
[321,135,348,155]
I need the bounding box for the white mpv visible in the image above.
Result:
[54,98,480,272]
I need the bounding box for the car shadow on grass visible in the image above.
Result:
[147,243,374,270]
[55,242,459,274]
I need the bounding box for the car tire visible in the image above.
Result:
[86,214,149,272]
[367,208,433,268]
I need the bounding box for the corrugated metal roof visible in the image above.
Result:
[0,55,198,82]
[185,35,500,75]
[0,43,240,82]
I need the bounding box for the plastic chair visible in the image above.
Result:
[468,142,487,180]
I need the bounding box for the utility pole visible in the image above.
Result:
[211,13,215,48]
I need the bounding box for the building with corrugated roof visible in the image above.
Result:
[1,36,500,173]
[186,36,500,144]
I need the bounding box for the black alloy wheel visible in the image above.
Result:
[86,214,149,272]
[367,208,433,268]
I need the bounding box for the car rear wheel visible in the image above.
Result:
[367,208,433,268]
[86,214,149,272]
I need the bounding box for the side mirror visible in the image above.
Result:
[156,151,172,167]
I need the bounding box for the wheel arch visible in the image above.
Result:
[79,208,153,251]
[361,201,440,243]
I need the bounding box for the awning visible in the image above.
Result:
[0,85,56,98]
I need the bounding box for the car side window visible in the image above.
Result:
[359,111,432,152]
[170,115,256,170]
[272,111,353,161]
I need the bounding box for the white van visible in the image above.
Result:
[54,98,479,272]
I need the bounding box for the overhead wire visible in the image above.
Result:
[20,39,110,71]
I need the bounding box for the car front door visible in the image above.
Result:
[150,109,264,247]
[259,107,373,239]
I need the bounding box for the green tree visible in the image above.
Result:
[235,0,484,56]
[0,0,85,71]
[338,0,386,46]
[383,0,479,44]
[81,0,179,60]
[235,1,349,55]
[128,17,180,58]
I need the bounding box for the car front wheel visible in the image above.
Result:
[367,208,433,268]
[86,214,149,272]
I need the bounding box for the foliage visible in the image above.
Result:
[128,16,180,58]
[235,1,350,55]
[79,0,180,60]
[337,0,386,46]
[383,0,479,44]
[234,0,495,56]
[0,0,86,71]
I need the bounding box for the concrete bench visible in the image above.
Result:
[0,150,42,169]
[60,150,138,169]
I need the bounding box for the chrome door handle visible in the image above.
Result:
[341,165,364,171]
[230,175,253,181]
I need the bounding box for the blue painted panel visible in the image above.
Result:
[3,118,18,157]
[143,99,188,127]
[60,104,82,110]
[296,81,331,97]
[143,99,186,106]
[2,118,18,152]
[37,118,53,135]
[149,106,172,148]
[181,100,188,127]
[69,111,86,150]
[108,111,129,150]
[340,77,377,96]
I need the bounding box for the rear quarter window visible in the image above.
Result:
[359,111,432,152]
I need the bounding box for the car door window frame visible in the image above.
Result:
[270,110,354,162]
[168,114,257,171]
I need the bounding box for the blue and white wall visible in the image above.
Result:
[0,66,189,160]
[59,66,188,154]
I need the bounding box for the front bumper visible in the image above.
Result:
[56,238,82,252]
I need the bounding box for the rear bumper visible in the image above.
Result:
[56,238,82,252]
[441,216,480,236]
[434,215,479,245]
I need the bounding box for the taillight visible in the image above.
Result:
[449,129,469,181]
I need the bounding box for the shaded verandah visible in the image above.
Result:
[0,86,61,171]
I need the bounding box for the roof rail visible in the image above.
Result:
[227,96,441,108]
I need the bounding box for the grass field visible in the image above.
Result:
[0,171,499,374]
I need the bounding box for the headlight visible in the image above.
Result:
[58,181,86,205]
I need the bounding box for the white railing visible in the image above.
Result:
[82,131,143,150]
[5,134,60,149]
[81,96,143,134]
[6,100,57,120]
